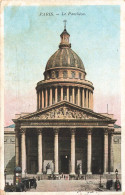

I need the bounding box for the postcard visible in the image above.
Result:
[0,0,125,194]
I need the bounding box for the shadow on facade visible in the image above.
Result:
[5,156,15,174]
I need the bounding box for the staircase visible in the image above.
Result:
[25,173,121,181]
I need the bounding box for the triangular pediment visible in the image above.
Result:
[18,101,112,121]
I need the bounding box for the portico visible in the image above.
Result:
[14,102,115,177]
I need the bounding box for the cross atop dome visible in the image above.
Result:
[63,20,67,30]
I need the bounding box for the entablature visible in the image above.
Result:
[36,79,94,91]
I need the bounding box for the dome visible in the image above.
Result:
[45,28,85,72]
[45,48,85,71]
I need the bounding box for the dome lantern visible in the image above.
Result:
[59,20,71,49]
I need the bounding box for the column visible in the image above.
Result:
[86,89,88,108]
[90,91,93,110]
[67,86,69,102]
[61,87,63,101]
[45,88,48,107]
[39,92,41,109]
[87,128,92,174]
[50,88,52,106]
[37,129,43,174]
[21,129,26,176]
[55,87,58,103]
[91,92,93,109]
[82,88,85,108]
[70,129,76,175]
[15,131,19,166]
[37,92,39,110]
[42,89,44,108]
[88,90,90,108]
[78,87,80,106]
[54,128,59,174]
[91,92,93,110]
[90,91,92,109]
[72,87,75,104]
[104,129,108,174]
[89,91,91,109]
[40,91,42,109]
[110,130,114,173]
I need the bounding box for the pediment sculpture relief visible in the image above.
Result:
[28,106,98,120]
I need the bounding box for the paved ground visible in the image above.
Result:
[28,180,117,192]
[6,175,121,192]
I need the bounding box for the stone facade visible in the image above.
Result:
[4,125,15,174]
[112,125,121,173]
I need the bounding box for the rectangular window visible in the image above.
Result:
[63,71,67,78]
[51,71,55,78]
[71,71,75,78]
[55,71,59,78]
[79,73,81,79]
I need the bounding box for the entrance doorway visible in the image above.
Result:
[61,155,69,174]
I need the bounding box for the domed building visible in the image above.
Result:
[36,28,93,111]
[13,26,118,178]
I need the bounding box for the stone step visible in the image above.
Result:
[21,173,121,181]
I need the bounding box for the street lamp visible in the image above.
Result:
[24,169,27,178]
[99,168,102,188]
[115,169,118,181]
[4,168,7,186]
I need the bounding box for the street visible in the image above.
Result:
[28,179,118,192]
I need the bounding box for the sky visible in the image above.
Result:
[4,5,120,126]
